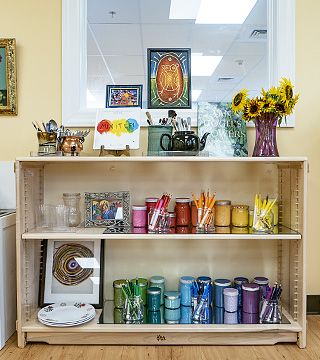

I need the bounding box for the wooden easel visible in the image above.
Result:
[99,145,130,157]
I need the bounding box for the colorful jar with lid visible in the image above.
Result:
[147,287,161,311]
[214,200,231,227]
[149,276,165,305]
[132,205,147,228]
[164,291,181,309]
[223,287,238,313]
[130,278,148,305]
[253,276,269,299]
[242,283,260,314]
[191,203,198,227]
[113,279,127,309]
[167,212,176,227]
[214,279,231,307]
[175,198,191,226]
[234,276,249,307]
[180,305,192,324]
[224,310,238,324]
[231,205,249,227]
[114,308,124,324]
[214,306,224,324]
[164,307,181,322]
[179,276,195,306]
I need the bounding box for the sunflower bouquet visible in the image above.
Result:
[231,78,299,125]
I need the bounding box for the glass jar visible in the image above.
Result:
[231,226,249,234]
[147,287,161,311]
[231,205,249,227]
[179,276,194,307]
[114,307,124,324]
[270,199,279,226]
[113,279,127,309]
[249,210,254,227]
[234,276,249,307]
[130,278,148,305]
[253,276,269,299]
[164,291,181,309]
[175,198,191,226]
[132,205,147,228]
[242,283,260,314]
[62,193,81,227]
[164,307,181,322]
[197,276,213,305]
[242,311,259,324]
[145,197,158,215]
[180,305,192,324]
[214,306,224,324]
[214,200,231,227]
[191,203,198,227]
[167,212,176,227]
[149,276,165,305]
[214,278,231,308]
[224,310,238,324]
[147,310,161,324]
[223,287,238,313]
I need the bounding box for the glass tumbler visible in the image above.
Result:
[63,193,81,227]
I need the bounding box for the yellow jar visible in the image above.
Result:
[231,226,249,234]
[231,205,249,227]
[214,200,231,227]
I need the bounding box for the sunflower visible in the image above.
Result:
[269,86,279,97]
[244,98,262,119]
[279,77,294,105]
[231,89,248,113]
[261,97,276,113]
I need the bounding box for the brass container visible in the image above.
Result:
[37,131,57,155]
[60,136,84,156]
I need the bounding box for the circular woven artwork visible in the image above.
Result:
[53,243,94,286]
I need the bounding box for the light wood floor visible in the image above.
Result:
[1,316,320,360]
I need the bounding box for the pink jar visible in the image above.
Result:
[132,205,147,228]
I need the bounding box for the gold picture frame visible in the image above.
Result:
[0,38,17,115]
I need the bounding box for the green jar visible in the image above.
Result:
[113,279,127,309]
[150,276,165,305]
[114,307,124,324]
[130,278,148,305]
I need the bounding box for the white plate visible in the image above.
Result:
[38,302,96,324]
[38,314,95,327]
[38,312,96,325]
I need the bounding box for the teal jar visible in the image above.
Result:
[148,310,161,324]
[164,307,181,322]
[150,276,165,305]
[164,291,181,309]
[147,287,161,311]
[131,278,148,305]
[113,279,127,309]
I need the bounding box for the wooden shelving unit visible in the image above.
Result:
[15,156,307,348]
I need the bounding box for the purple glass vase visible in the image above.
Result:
[252,114,279,157]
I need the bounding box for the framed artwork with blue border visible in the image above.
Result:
[106,85,143,108]
[147,48,191,109]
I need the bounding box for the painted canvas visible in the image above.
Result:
[198,102,248,157]
[93,108,140,150]
[148,48,191,109]
[0,47,7,107]
[106,85,142,108]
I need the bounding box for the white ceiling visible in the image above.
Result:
[87,0,268,108]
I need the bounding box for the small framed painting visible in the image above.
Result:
[40,239,104,308]
[147,48,191,109]
[106,85,143,108]
[0,38,17,115]
[85,191,130,229]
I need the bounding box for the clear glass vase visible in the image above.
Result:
[63,193,81,227]
[252,114,279,157]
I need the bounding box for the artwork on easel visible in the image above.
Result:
[93,108,141,150]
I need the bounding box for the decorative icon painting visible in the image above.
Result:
[106,85,143,108]
[93,108,141,150]
[147,48,191,109]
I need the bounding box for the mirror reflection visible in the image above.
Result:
[87,0,268,109]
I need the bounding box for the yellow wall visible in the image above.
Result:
[1,0,319,293]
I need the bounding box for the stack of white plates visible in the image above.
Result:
[38,302,96,327]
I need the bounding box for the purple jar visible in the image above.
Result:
[234,277,248,307]
[242,283,260,314]
[242,311,259,324]
[253,276,269,299]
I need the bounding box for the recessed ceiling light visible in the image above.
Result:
[169,0,202,19]
[196,0,257,24]
[192,90,202,101]
[191,54,223,76]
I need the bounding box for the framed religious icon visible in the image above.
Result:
[147,48,191,109]
[40,239,104,308]
[0,39,17,115]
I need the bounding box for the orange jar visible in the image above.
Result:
[175,198,191,226]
